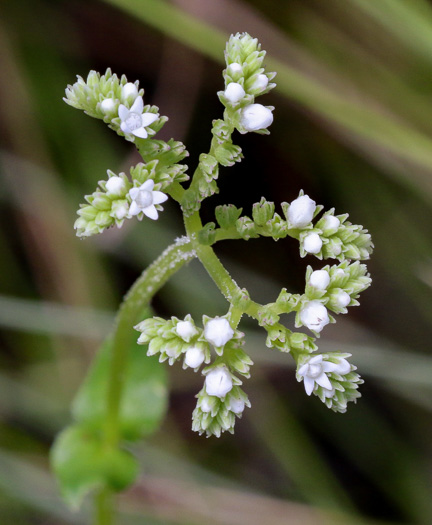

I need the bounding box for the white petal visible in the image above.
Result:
[129,187,139,199]
[120,122,131,134]
[118,104,129,121]
[143,205,159,220]
[304,376,315,396]
[152,191,168,205]
[315,373,332,390]
[132,127,148,139]
[141,180,154,191]
[129,201,140,216]
[298,364,308,377]
[321,361,340,373]
[308,355,323,365]
[130,96,143,114]
[141,113,159,127]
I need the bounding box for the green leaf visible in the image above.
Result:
[51,424,138,509]
[73,335,168,442]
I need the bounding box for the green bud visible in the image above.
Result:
[235,216,258,240]
[198,222,217,245]
[252,197,275,226]
[215,204,243,229]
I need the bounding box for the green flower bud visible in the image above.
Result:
[252,197,275,226]
[215,204,243,229]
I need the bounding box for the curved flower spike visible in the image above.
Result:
[119,96,158,139]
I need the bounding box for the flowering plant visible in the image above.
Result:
[51,32,373,520]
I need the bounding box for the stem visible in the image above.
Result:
[95,237,196,523]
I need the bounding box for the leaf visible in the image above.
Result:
[51,424,138,509]
[73,334,168,442]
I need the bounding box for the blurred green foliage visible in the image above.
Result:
[0,0,432,523]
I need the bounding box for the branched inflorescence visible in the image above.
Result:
[64,33,373,439]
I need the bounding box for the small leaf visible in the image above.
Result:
[51,424,138,509]
[73,333,168,442]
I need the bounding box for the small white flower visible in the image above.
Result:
[119,96,158,139]
[224,82,245,104]
[298,355,333,395]
[105,176,126,196]
[204,317,234,348]
[121,82,139,103]
[228,396,245,414]
[304,233,322,254]
[128,180,168,220]
[100,98,116,114]
[287,195,316,227]
[309,269,330,290]
[184,346,205,369]
[249,74,269,93]
[205,367,233,398]
[227,62,243,75]
[334,290,351,308]
[176,320,198,342]
[299,300,329,333]
[240,103,273,132]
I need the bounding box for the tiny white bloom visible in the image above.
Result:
[228,396,245,414]
[176,320,198,342]
[240,103,273,132]
[128,180,168,220]
[309,269,330,290]
[287,195,316,227]
[205,367,233,398]
[105,176,126,196]
[322,215,340,231]
[298,355,334,395]
[299,300,329,333]
[304,233,322,254]
[121,82,139,103]
[227,62,243,75]
[249,74,269,92]
[334,290,351,308]
[224,82,245,104]
[184,346,205,369]
[100,98,116,114]
[204,317,234,348]
[119,96,158,139]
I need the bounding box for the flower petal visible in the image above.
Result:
[141,180,154,191]
[143,205,159,220]
[304,376,315,396]
[129,187,139,199]
[141,113,159,127]
[152,191,168,205]
[315,373,332,390]
[132,127,148,139]
[120,122,131,134]
[118,104,129,121]
[129,201,140,216]
[130,96,143,114]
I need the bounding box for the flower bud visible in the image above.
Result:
[204,317,234,348]
[175,320,198,342]
[184,346,205,369]
[228,396,245,414]
[286,195,316,228]
[247,73,269,94]
[100,98,117,115]
[205,367,233,398]
[299,301,329,333]
[322,215,340,233]
[309,269,330,290]
[105,176,126,196]
[121,82,138,104]
[304,233,322,254]
[240,104,273,132]
[227,62,243,76]
[224,82,245,104]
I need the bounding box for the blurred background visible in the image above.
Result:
[1,0,432,523]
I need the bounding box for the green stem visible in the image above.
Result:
[95,488,113,525]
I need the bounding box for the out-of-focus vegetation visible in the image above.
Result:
[0,0,432,523]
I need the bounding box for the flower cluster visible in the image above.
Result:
[135,314,252,437]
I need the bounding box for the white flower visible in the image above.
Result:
[224,82,245,103]
[100,98,116,114]
[249,74,269,93]
[334,290,351,308]
[119,97,158,139]
[240,103,273,132]
[299,300,329,333]
[287,195,316,227]
[175,320,198,342]
[184,346,205,369]
[298,354,352,396]
[205,367,233,398]
[105,176,126,196]
[204,317,234,348]
[121,82,139,103]
[227,62,243,75]
[309,269,330,290]
[128,180,168,220]
[304,233,322,254]
[228,396,245,414]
